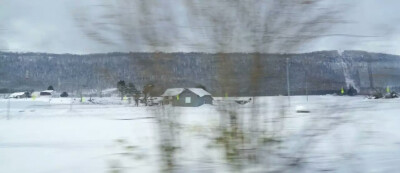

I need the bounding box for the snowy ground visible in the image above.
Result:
[1,95,400,173]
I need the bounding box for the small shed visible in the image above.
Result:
[161,88,213,107]
[9,92,27,98]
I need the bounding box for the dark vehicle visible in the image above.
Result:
[60,92,68,97]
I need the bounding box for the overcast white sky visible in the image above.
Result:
[1,0,400,54]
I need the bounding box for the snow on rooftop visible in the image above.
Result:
[102,88,118,94]
[187,88,212,97]
[161,88,211,97]
[161,88,185,97]
[9,92,25,97]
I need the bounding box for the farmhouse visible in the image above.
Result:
[40,90,53,96]
[161,88,213,107]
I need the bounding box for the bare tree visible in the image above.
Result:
[73,1,356,172]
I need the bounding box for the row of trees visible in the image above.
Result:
[117,80,154,106]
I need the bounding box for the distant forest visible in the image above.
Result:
[1,50,400,96]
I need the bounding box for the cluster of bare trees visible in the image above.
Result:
[74,0,361,172]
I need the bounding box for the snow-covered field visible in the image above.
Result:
[1,96,400,173]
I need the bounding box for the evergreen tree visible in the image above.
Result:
[347,85,357,96]
[195,84,208,91]
[47,85,54,90]
[126,82,137,97]
[117,80,127,100]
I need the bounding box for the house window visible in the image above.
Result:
[185,97,191,103]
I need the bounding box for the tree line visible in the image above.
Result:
[117,80,154,106]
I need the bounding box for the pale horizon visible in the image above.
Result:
[1,0,400,54]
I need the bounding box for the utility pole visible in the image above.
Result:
[286,58,291,106]
[70,97,73,111]
[367,61,374,89]
[7,98,10,120]
[305,70,308,102]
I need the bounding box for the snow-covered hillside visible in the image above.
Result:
[3,50,400,96]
